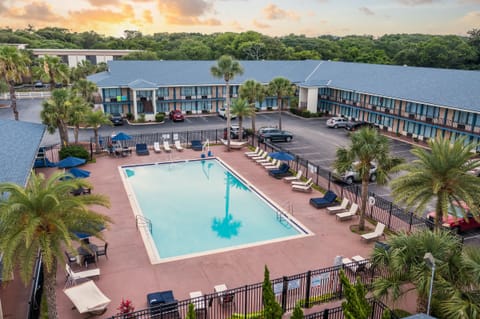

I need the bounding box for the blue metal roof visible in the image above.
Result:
[0,120,45,186]
[88,60,480,113]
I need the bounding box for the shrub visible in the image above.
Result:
[186,110,192,115]
[126,113,134,121]
[59,145,89,160]
[155,112,165,122]
[138,114,146,123]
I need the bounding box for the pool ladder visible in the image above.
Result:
[276,202,294,228]
[135,215,152,234]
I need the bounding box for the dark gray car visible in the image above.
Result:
[258,127,293,142]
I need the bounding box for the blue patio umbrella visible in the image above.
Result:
[56,156,86,168]
[111,132,132,142]
[69,167,91,178]
[72,226,106,239]
[268,151,295,161]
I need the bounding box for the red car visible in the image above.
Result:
[426,201,480,233]
[169,110,184,122]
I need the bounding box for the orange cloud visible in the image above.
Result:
[262,4,299,21]
[143,10,153,24]
[252,19,270,29]
[87,0,154,5]
[3,2,63,23]
[157,0,217,25]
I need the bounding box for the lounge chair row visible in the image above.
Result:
[244,147,292,178]
[154,140,184,153]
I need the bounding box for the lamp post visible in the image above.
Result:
[423,252,436,316]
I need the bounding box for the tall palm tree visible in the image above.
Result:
[230,98,254,142]
[68,96,90,144]
[84,109,112,153]
[0,171,111,319]
[334,127,403,230]
[71,60,96,81]
[390,136,480,231]
[41,88,75,146]
[267,77,294,130]
[0,46,31,120]
[33,55,70,90]
[72,79,98,107]
[210,55,244,151]
[371,229,480,317]
[239,79,265,135]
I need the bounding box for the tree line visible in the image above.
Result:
[0,27,479,69]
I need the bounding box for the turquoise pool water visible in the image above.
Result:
[122,159,306,261]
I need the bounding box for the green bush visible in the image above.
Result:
[296,292,335,307]
[138,113,146,123]
[126,113,134,121]
[59,145,89,160]
[155,112,165,122]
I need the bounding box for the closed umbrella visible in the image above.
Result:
[268,151,295,161]
[57,156,86,168]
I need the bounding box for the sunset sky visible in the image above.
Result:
[0,0,479,38]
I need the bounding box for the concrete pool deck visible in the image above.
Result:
[2,145,410,318]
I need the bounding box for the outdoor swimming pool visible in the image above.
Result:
[121,158,309,263]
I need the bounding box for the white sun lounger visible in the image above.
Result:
[163,141,172,152]
[336,203,358,221]
[64,280,110,315]
[327,198,349,214]
[251,151,267,161]
[154,142,162,153]
[174,140,184,151]
[292,181,313,192]
[264,161,281,170]
[245,146,260,157]
[65,264,100,287]
[283,170,303,183]
[262,159,278,167]
[361,222,386,241]
[291,177,312,187]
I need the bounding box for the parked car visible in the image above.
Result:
[467,159,480,177]
[345,121,378,131]
[257,127,293,143]
[426,201,480,233]
[218,108,237,120]
[332,161,377,185]
[34,81,44,89]
[169,110,185,122]
[109,113,124,126]
[326,117,348,128]
[224,125,248,139]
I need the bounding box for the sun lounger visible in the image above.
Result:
[147,290,179,317]
[291,177,312,187]
[342,255,370,273]
[65,264,100,287]
[174,140,184,151]
[268,163,291,179]
[361,222,386,241]
[154,142,162,153]
[244,146,260,157]
[283,170,303,183]
[251,150,267,161]
[64,280,110,316]
[264,161,281,170]
[336,203,358,221]
[309,190,338,209]
[163,141,172,152]
[191,140,203,151]
[326,197,349,214]
[189,291,206,312]
[256,156,272,164]
[261,159,278,168]
[292,180,313,192]
[135,143,149,156]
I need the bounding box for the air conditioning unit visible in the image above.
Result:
[412,134,418,139]
[372,106,377,111]
[401,131,408,136]
[458,124,465,130]
[387,127,393,132]
[418,136,424,141]
[385,108,390,114]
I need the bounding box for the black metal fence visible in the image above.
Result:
[26,253,43,319]
[106,261,392,319]
[304,298,399,319]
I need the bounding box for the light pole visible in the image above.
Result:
[423,252,436,316]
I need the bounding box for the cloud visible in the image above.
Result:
[143,10,153,24]
[4,2,63,22]
[396,0,436,5]
[65,4,139,30]
[157,0,216,25]
[459,10,480,24]
[252,19,270,29]
[87,0,153,5]
[229,21,244,32]
[262,4,299,21]
[359,7,375,16]
[458,0,480,3]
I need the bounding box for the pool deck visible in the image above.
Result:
[1,145,414,317]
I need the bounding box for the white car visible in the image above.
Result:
[218,108,237,120]
[326,117,348,128]
[332,161,377,185]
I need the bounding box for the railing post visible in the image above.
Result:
[387,202,393,229]
[322,308,329,319]
[304,271,311,308]
[281,276,288,312]
[409,212,413,232]
[243,285,248,319]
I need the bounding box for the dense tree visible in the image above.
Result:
[70,60,97,81]
[68,96,90,144]
[390,136,480,231]
[210,55,244,151]
[339,270,371,319]
[0,45,31,120]
[33,55,70,89]
[230,98,254,141]
[72,79,97,106]
[0,171,111,319]
[267,77,294,130]
[262,265,283,319]
[239,79,265,135]
[334,127,403,230]
[41,88,75,146]
[83,109,112,153]
[120,51,159,60]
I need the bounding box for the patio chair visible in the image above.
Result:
[342,255,370,274]
[214,284,235,307]
[83,254,97,268]
[154,142,162,153]
[283,170,303,183]
[191,140,203,151]
[95,242,108,260]
[65,264,100,287]
[147,290,179,318]
[292,180,313,192]
[64,280,110,316]
[163,141,172,152]
[326,197,349,214]
[189,291,207,314]
[135,143,150,156]
[309,191,338,209]
[336,203,359,221]
[174,140,184,151]
[361,223,386,242]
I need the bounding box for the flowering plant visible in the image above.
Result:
[117,298,135,314]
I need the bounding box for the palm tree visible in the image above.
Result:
[68,96,90,144]
[71,60,96,81]
[72,78,98,107]
[33,55,70,90]
[267,77,294,130]
[334,127,403,231]
[371,229,480,317]
[41,88,75,146]
[210,55,244,151]
[0,171,111,319]
[239,79,265,135]
[84,109,112,153]
[230,98,254,142]
[390,136,480,231]
[0,46,31,120]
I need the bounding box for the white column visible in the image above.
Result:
[306,88,318,113]
[152,89,157,114]
[132,90,138,119]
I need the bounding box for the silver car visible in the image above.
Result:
[326,117,348,128]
